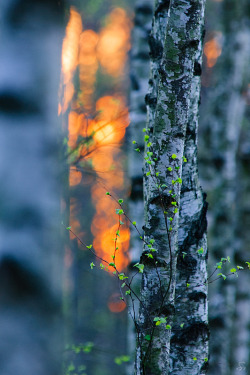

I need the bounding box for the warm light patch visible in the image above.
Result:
[60,7,132,271]
[204,34,222,68]
[97,8,132,77]
[108,293,126,313]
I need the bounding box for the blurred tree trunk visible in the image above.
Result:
[134,1,208,374]
[0,1,64,374]
[199,0,250,373]
[128,0,153,371]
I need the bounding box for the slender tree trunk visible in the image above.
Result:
[0,1,64,374]
[198,0,250,373]
[135,1,207,374]
[128,0,153,372]
[170,33,209,374]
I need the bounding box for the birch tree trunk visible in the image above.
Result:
[135,1,207,374]
[128,0,153,372]
[0,1,64,374]
[198,0,250,373]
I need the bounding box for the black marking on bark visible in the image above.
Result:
[154,0,171,17]
[177,253,197,276]
[0,255,58,312]
[188,291,206,302]
[0,92,41,116]
[145,93,157,107]
[171,321,209,345]
[148,35,163,60]
[130,177,143,201]
[194,61,202,76]
[130,73,140,91]
[135,4,153,16]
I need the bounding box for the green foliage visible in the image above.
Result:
[90,262,95,269]
[114,355,130,365]
[134,263,144,273]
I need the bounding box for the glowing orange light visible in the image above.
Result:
[108,293,126,313]
[204,35,222,68]
[60,7,132,271]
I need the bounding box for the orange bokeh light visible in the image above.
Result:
[204,35,222,68]
[61,7,132,271]
[108,293,127,313]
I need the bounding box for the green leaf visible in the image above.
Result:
[182,252,187,259]
[204,358,208,362]
[193,357,197,361]
[230,268,236,273]
[66,226,71,230]
[147,142,152,147]
[135,148,140,152]
[109,262,116,268]
[149,239,155,244]
[86,244,92,249]
[145,335,151,341]
[171,154,177,159]
[245,261,250,269]
[144,135,149,142]
[180,323,184,328]
[217,273,227,280]
[118,199,123,204]
[100,263,105,269]
[132,140,136,144]
[116,209,124,215]
[173,208,178,214]
[146,253,153,259]
[176,178,182,184]
[121,283,126,288]
[186,283,190,288]
[167,167,172,171]
[134,263,144,273]
[171,201,177,206]
[132,221,136,225]
[125,290,131,295]
[197,247,204,254]
[106,192,110,195]
[90,262,95,269]
[166,325,171,330]
[237,265,244,270]
[146,171,150,176]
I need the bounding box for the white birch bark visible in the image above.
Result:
[170,33,209,374]
[198,0,250,373]
[135,1,207,374]
[0,1,64,374]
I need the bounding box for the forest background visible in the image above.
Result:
[0,0,249,375]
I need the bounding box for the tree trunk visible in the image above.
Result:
[198,0,250,373]
[135,1,208,374]
[0,1,64,374]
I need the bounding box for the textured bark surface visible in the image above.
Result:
[135,1,207,374]
[0,1,64,374]
[199,0,250,373]
[170,33,209,374]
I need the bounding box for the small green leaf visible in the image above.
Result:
[109,262,116,268]
[121,283,126,288]
[186,283,190,288]
[171,202,177,206]
[116,209,124,215]
[193,357,197,361]
[66,226,71,230]
[147,142,152,147]
[171,154,177,159]
[144,135,149,142]
[145,335,151,341]
[132,221,137,225]
[118,199,123,204]
[135,148,140,152]
[230,268,236,273]
[86,244,92,249]
[204,358,208,362]
[106,192,110,195]
[237,265,244,270]
[217,273,226,280]
[182,252,187,259]
[125,290,131,295]
[146,171,150,176]
[90,262,95,269]
[180,323,184,328]
[167,167,172,171]
[132,140,136,144]
[245,261,250,269]
[197,247,204,254]
[173,208,178,214]
[149,239,155,244]
[146,253,153,259]
[100,263,105,269]
[166,325,171,330]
